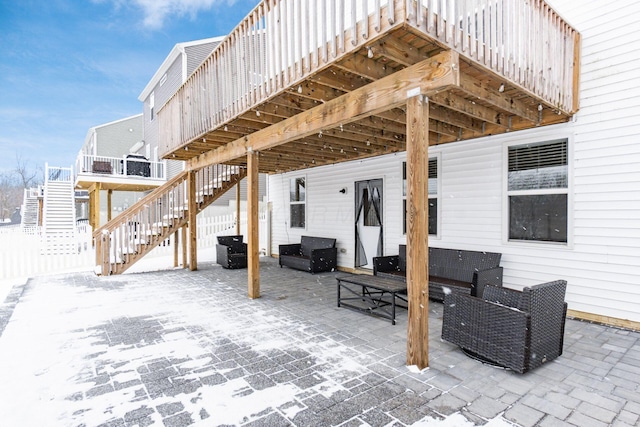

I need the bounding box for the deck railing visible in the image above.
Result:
[46,163,73,183]
[406,0,579,114]
[93,164,245,275]
[75,154,166,181]
[159,0,578,156]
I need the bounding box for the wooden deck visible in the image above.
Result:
[158,0,580,174]
[135,0,580,370]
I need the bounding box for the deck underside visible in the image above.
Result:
[166,25,574,174]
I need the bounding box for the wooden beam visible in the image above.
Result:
[187,50,460,171]
[406,94,430,370]
[334,51,397,80]
[429,92,506,127]
[458,73,539,123]
[173,230,179,268]
[572,32,582,114]
[89,182,101,230]
[188,171,197,271]
[107,189,113,222]
[181,225,187,268]
[247,151,260,299]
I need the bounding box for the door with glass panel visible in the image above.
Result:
[354,179,383,269]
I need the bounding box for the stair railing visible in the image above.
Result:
[94,163,246,275]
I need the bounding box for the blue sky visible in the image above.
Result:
[0,0,260,175]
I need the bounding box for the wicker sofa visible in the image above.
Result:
[441,280,568,373]
[279,236,337,274]
[216,235,247,269]
[373,245,503,301]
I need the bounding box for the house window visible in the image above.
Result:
[507,139,568,243]
[403,158,438,235]
[289,177,306,228]
[149,92,155,121]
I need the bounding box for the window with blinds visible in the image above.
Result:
[508,140,568,191]
[507,139,568,243]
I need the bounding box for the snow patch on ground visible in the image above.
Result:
[413,412,517,426]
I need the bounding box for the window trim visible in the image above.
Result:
[402,153,441,238]
[149,92,155,122]
[289,175,306,229]
[503,136,573,248]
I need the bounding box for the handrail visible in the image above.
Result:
[76,154,166,180]
[45,163,73,183]
[159,0,578,156]
[406,0,579,113]
[158,0,398,156]
[93,163,246,275]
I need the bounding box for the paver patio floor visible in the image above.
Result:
[0,257,638,426]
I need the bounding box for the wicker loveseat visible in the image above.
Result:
[373,245,503,301]
[279,236,337,274]
[216,235,247,269]
[441,280,568,373]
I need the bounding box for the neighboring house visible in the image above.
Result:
[137,36,266,214]
[75,114,166,229]
[138,37,225,181]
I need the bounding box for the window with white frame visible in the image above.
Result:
[507,139,568,243]
[149,92,155,121]
[289,176,306,228]
[403,158,438,236]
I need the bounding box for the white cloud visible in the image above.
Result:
[103,0,238,30]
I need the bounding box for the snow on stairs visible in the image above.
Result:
[20,188,41,233]
[42,176,76,255]
[94,164,247,275]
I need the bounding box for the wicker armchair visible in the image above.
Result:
[441,280,568,373]
[216,235,247,269]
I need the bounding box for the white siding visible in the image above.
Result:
[268,153,407,269]
[268,0,640,324]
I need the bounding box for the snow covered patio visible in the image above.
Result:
[1,257,638,426]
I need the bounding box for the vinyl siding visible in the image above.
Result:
[143,55,183,158]
[268,0,640,324]
[95,115,143,158]
[143,41,218,165]
[185,42,219,76]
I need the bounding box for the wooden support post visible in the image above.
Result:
[181,225,187,268]
[247,151,260,299]
[89,183,101,230]
[188,171,198,271]
[236,181,242,235]
[406,95,430,370]
[173,230,179,268]
[107,189,113,222]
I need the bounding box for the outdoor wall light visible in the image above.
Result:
[339,188,347,194]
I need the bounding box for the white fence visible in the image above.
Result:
[0,225,93,280]
[0,211,270,280]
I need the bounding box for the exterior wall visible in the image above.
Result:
[94,115,143,158]
[215,173,267,207]
[142,53,183,163]
[185,42,219,75]
[268,0,640,325]
[140,40,220,179]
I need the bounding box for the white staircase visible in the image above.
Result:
[20,187,41,233]
[41,165,76,255]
